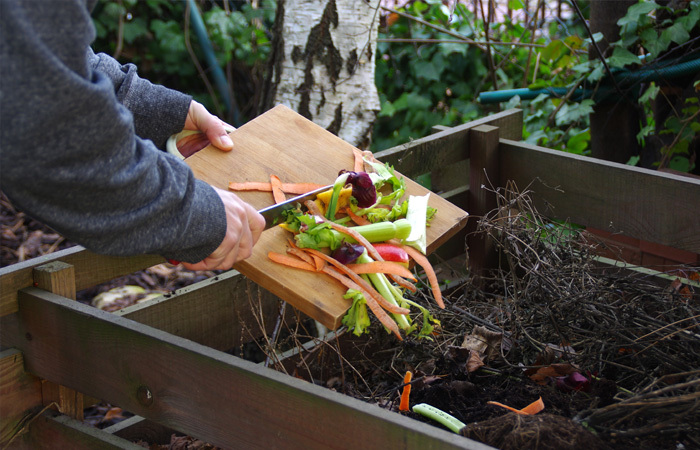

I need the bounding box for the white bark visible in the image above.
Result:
[267,0,381,148]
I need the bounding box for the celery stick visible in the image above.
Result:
[357,253,411,330]
[412,403,466,434]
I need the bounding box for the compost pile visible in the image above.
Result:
[4,187,700,450]
[263,185,700,450]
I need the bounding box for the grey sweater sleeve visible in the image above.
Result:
[86,48,190,150]
[0,0,226,263]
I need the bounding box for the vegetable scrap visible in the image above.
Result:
[487,396,545,415]
[269,174,285,204]
[399,371,413,411]
[227,181,326,195]
[230,154,442,339]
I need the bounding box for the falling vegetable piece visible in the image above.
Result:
[487,396,545,415]
[399,371,413,411]
[346,261,416,280]
[302,248,409,316]
[398,244,445,309]
[320,265,403,340]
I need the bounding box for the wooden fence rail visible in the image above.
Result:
[2,108,698,448]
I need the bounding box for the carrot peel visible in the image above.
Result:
[487,396,545,415]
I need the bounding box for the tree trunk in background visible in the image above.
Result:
[589,0,640,164]
[260,0,381,149]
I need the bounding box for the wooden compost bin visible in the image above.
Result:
[1,109,699,449]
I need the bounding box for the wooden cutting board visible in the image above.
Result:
[185,105,468,329]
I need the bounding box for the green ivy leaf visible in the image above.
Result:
[608,46,641,68]
[414,60,442,81]
[508,0,525,10]
[661,22,690,45]
[679,5,700,32]
[555,99,594,126]
[639,82,660,104]
[566,129,590,155]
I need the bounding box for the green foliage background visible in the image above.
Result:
[91,0,699,172]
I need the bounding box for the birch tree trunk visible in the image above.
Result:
[261,0,381,149]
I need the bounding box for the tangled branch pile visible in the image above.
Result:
[463,183,700,441]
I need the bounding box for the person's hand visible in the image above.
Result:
[178,101,235,157]
[181,187,266,271]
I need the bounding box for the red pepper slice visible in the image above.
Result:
[373,243,409,265]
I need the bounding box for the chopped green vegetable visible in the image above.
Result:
[295,219,412,250]
[326,172,351,220]
[342,289,371,336]
[404,193,430,254]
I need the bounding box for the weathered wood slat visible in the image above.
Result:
[14,288,490,450]
[8,411,143,450]
[0,246,162,317]
[115,270,284,352]
[499,139,700,254]
[374,108,522,176]
[0,349,42,445]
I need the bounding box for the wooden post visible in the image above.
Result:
[33,261,84,421]
[589,0,639,163]
[468,125,500,279]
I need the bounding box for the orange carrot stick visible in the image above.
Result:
[302,248,409,316]
[287,247,315,267]
[346,261,416,280]
[228,181,326,195]
[270,174,286,204]
[345,207,371,226]
[268,252,316,272]
[399,371,413,411]
[228,181,272,192]
[399,244,445,309]
[487,397,545,415]
[321,266,402,340]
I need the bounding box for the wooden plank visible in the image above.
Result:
[116,270,284,352]
[374,108,522,176]
[499,139,700,254]
[14,288,490,450]
[103,415,176,446]
[0,349,42,446]
[0,246,162,318]
[7,410,143,450]
[187,104,468,330]
[468,126,501,276]
[32,262,83,421]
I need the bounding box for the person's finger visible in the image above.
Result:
[187,102,234,152]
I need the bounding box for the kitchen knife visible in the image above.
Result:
[167,184,332,265]
[258,184,332,230]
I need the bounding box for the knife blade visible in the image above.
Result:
[258,184,332,230]
[167,184,332,266]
